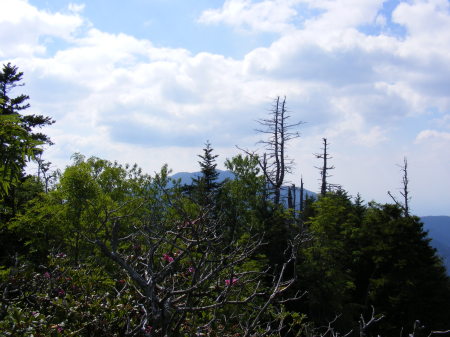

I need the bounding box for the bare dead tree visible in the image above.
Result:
[87,174,306,336]
[288,185,294,210]
[358,306,384,337]
[255,96,303,205]
[35,152,58,193]
[299,177,304,213]
[314,138,339,196]
[388,157,410,217]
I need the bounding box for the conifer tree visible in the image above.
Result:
[0,63,53,146]
[0,63,53,215]
[192,141,220,205]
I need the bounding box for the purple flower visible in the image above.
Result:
[188,266,195,273]
[44,272,51,279]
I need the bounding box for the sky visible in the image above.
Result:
[1,0,449,216]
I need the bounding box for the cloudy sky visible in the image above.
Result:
[1,0,449,215]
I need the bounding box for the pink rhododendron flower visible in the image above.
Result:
[162,253,174,263]
[225,278,238,286]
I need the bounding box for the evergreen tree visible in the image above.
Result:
[356,204,450,334]
[0,63,54,146]
[192,141,220,205]
[0,63,53,216]
[296,192,450,335]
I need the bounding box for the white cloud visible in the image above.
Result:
[199,0,300,33]
[302,0,384,32]
[416,130,450,143]
[0,0,84,58]
[393,0,450,59]
[68,3,85,13]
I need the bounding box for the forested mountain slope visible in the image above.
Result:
[421,216,450,273]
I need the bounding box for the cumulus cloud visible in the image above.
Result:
[0,0,84,57]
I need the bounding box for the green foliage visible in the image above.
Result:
[221,154,267,237]
[356,204,450,334]
[0,64,54,268]
[0,113,42,199]
[9,154,154,264]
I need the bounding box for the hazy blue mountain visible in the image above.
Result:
[421,216,450,274]
[170,170,235,186]
[170,170,317,201]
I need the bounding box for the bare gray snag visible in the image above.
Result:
[314,138,339,196]
[388,157,410,217]
[255,96,303,205]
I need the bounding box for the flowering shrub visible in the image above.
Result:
[0,256,148,336]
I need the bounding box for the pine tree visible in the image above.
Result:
[0,63,54,146]
[192,141,220,206]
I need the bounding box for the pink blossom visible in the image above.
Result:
[225,278,238,286]
[145,325,152,333]
[162,253,174,263]
[57,289,65,296]
[53,325,63,333]
[44,272,51,279]
[188,266,195,273]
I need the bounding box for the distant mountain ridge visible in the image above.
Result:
[421,216,450,274]
[170,170,235,186]
[170,169,317,201]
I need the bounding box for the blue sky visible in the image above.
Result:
[1,0,450,215]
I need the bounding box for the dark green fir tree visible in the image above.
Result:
[192,141,220,206]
